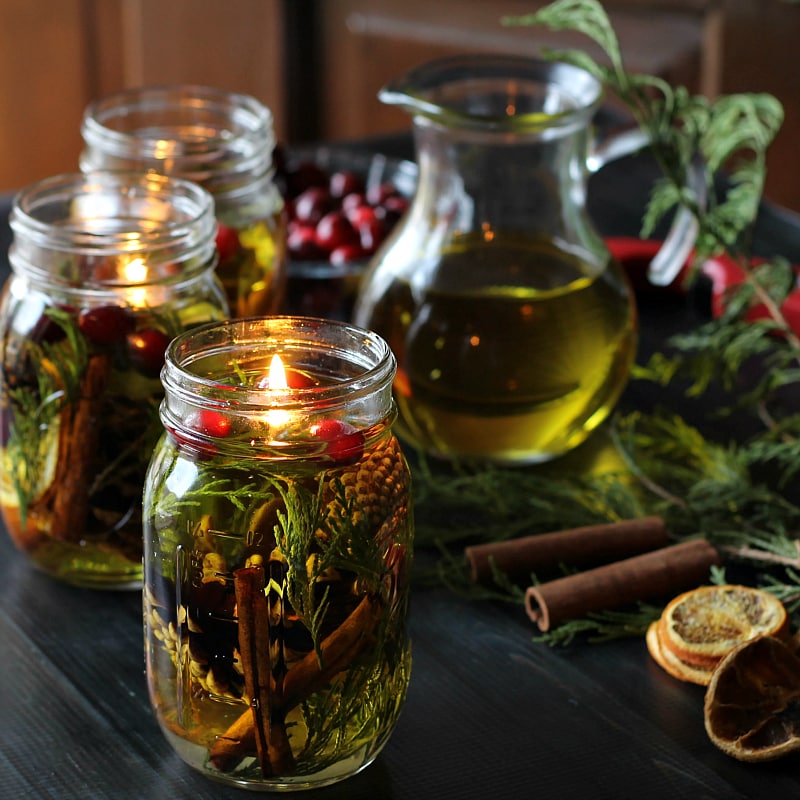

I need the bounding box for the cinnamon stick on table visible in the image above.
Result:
[465,516,669,586]
[526,538,721,631]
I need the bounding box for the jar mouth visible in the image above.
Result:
[379,54,602,133]
[80,85,275,184]
[8,171,217,286]
[162,316,397,416]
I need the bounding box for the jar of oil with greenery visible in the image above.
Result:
[143,316,413,791]
[0,171,228,588]
[354,55,641,464]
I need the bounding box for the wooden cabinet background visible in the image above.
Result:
[0,0,287,193]
[0,0,798,213]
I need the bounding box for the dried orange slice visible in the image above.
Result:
[659,584,788,669]
[646,621,715,686]
[704,635,800,761]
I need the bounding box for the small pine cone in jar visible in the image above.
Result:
[323,435,409,537]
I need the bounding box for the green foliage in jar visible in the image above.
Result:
[143,429,412,781]
[0,292,225,586]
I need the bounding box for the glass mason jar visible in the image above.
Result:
[143,316,413,791]
[0,171,229,589]
[80,85,287,318]
[353,55,645,464]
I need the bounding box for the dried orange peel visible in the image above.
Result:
[645,622,714,687]
[646,584,790,686]
[704,635,800,762]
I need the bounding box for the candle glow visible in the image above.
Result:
[260,353,291,430]
[123,256,150,308]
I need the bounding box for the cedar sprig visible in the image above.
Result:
[502,0,783,263]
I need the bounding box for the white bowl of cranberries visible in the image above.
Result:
[274,146,416,319]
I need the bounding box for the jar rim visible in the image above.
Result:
[80,84,275,183]
[162,316,397,414]
[379,53,603,134]
[8,170,217,285]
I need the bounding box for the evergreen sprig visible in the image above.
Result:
[503,0,784,262]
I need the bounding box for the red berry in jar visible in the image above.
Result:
[378,194,410,224]
[293,187,335,225]
[366,182,399,207]
[309,418,364,464]
[315,211,359,253]
[215,222,241,263]
[189,408,232,438]
[285,368,316,389]
[358,218,388,254]
[285,160,328,198]
[127,328,171,377]
[78,305,135,346]
[288,225,326,261]
[329,170,365,199]
[330,243,368,266]
[30,306,74,344]
[345,202,377,229]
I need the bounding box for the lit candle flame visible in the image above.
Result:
[261,354,291,430]
[124,256,149,308]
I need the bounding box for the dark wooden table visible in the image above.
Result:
[2,138,800,800]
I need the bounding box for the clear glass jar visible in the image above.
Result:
[80,85,287,318]
[354,55,640,464]
[143,316,413,791]
[0,171,229,589]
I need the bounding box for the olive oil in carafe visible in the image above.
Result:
[361,236,637,463]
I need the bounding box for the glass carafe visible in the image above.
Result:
[354,54,679,464]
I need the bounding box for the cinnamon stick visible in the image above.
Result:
[209,591,382,772]
[231,565,295,777]
[526,538,721,631]
[465,516,668,585]
[49,353,111,542]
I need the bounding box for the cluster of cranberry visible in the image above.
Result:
[33,304,170,378]
[275,151,409,267]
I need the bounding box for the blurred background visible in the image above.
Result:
[0,0,798,212]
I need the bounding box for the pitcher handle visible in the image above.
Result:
[587,128,705,287]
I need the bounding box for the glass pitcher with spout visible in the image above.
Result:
[354,54,688,465]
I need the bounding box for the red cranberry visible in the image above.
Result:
[366,182,399,207]
[309,418,364,464]
[315,211,359,252]
[188,408,232,438]
[288,225,326,261]
[330,243,368,265]
[31,307,74,344]
[285,161,328,198]
[358,218,388,254]
[293,187,335,225]
[215,222,241,263]
[345,203,377,228]
[285,368,315,389]
[329,170,365,199]
[165,425,217,460]
[379,194,410,224]
[127,328,171,377]
[78,305,135,346]
[341,192,367,214]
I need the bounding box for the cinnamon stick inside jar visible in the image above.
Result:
[526,538,721,631]
[465,516,668,585]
